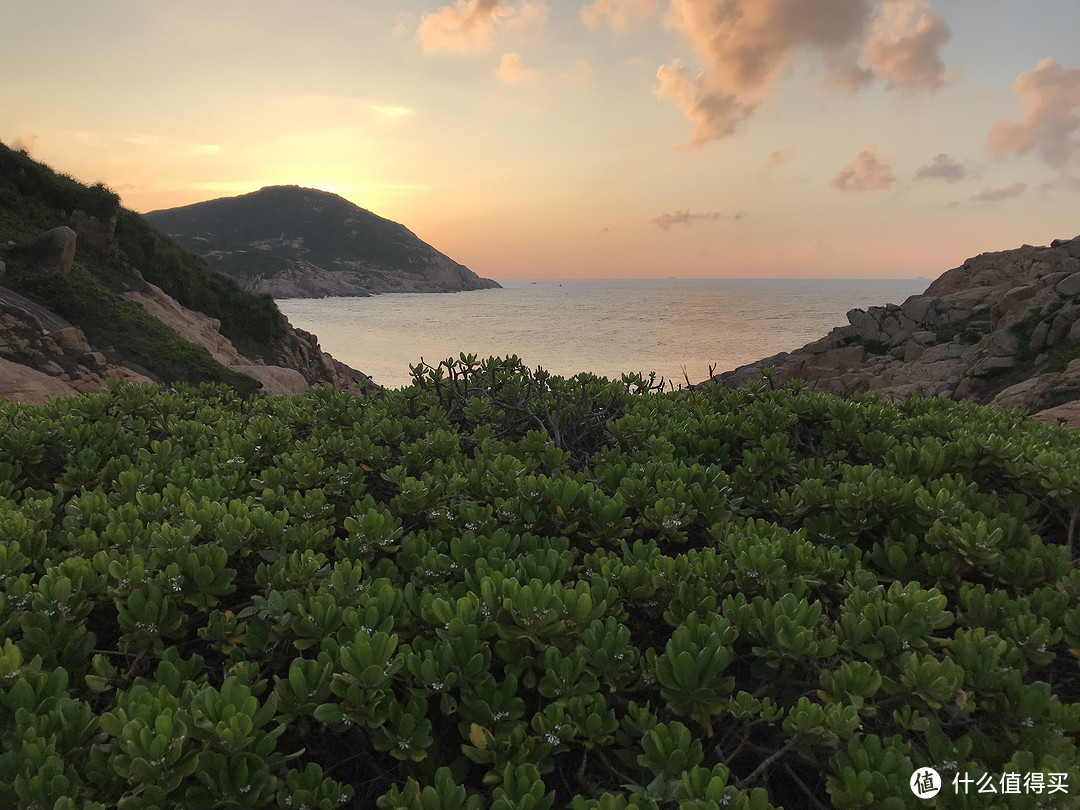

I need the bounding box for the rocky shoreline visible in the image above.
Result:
[712,235,1080,424]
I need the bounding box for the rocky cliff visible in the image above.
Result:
[144,186,501,298]
[713,235,1080,423]
[0,143,374,404]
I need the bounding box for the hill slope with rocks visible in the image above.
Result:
[713,235,1080,423]
[0,143,373,403]
[144,186,501,298]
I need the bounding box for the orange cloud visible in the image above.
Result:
[581,0,657,30]
[830,144,896,191]
[987,58,1080,167]
[656,0,952,147]
[866,0,952,94]
[496,52,536,82]
[418,0,545,53]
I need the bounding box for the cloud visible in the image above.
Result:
[654,60,757,145]
[562,59,592,86]
[496,52,536,83]
[865,1,952,94]
[987,58,1080,168]
[418,0,545,53]
[650,209,745,230]
[10,134,39,154]
[656,0,953,147]
[830,144,896,191]
[914,153,965,182]
[372,105,415,117]
[581,0,657,30]
[766,147,794,169]
[969,182,1027,203]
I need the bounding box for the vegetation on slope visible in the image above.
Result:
[143,185,474,282]
[0,144,316,385]
[2,356,1080,809]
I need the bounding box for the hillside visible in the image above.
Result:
[0,143,372,402]
[144,186,502,298]
[713,235,1080,422]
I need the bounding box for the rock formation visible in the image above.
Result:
[0,286,154,403]
[713,235,1080,424]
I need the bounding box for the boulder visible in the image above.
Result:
[990,376,1050,409]
[1030,320,1051,354]
[0,357,78,403]
[1032,401,1080,427]
[48,326,93,355]
[25,226,77,275]
[229,364,309,396]
[70,209,118,253]
[1057,272,1080,297]
[990,284,1039,329]
[899,295,947,326]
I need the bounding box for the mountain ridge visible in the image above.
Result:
[144,185,501,298]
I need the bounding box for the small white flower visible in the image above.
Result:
[544,732,560,745]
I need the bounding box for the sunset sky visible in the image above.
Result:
[3,1,1080,279]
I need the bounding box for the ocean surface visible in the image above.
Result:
[277,278,931,390]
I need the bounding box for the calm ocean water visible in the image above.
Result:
[277,278,930,389]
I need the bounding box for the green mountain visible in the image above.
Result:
[0,143,370,401]
[144,185,501,298]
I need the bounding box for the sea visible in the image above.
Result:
[277,278,931,390]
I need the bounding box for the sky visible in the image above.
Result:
[3,0,1080,280]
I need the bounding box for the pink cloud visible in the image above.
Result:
[987,58,1080,167]
[830,144,896,191]
[866,1,952,94]
[496,52,536,82]
[418,0,545,53]
[656,0,953,147]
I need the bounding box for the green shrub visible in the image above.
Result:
[1,365,1079,808]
